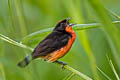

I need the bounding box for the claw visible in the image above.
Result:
[61,62,67,69]
[55,60,67,69]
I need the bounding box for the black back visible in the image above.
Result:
[32,31,71,58]
[32,18,71,58]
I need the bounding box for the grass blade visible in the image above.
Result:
[65,73,74,80]
[64,65,92,80]
[0,33,93,80]
[87,0,120,71]
[106,55,120,80]
[106,8,120,19]
[109,60,120,80]
[63,72,74,80]
[96,66,112,80]
[22,21,120,43]
[0,34,33,51]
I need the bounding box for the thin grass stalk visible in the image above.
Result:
[62,1,99,79]
[64,65,92,80]
[106,8,120,19]
[65,72,74,80]
[22,21,120,41]
[87,0,120,70]
[106,55,120,80]
[109,60,120,80]
[0,34,33,51]
[63,72,74,80]
[96,66,112,80]
[0,34,92,80]
[13,1,41,80]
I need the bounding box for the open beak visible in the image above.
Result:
[66,17,76,26]
[69,23,76,26]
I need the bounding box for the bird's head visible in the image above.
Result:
[53,17,75,32]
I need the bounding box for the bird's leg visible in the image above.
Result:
[55,60,67,69]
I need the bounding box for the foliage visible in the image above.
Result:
[0,0,120,80]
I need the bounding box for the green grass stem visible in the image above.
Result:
[22,21,120,42]
[0,33,92,80]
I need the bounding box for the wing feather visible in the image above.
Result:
[32,32,71,58]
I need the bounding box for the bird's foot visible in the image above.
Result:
[55,60,67,69]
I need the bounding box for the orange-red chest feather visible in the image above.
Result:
[42,26,76,62]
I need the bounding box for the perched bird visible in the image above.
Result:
[17,17,76,68]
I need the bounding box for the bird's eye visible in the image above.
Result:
[60,23,66,27]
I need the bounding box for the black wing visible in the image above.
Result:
[32,32,71,58]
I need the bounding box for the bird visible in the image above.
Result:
[17,17,76,68]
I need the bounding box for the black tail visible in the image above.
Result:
[17,55,33,68]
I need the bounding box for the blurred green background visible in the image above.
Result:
[0,0,120,80]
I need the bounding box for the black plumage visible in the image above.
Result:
[32,18,72,58]
[32,30,71,58]
[17,17,74,68]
